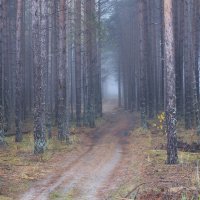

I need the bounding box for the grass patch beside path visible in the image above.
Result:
[0,196,12,200]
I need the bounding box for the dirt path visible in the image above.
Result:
[20,103,134,200]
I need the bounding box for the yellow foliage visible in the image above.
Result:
[151,112,166,133]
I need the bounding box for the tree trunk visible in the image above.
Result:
[40,0,49,139]
[15,0,23,142]
[85,0,96,128]
[0,0,5,144]
[138,0,147,129]
[57,0,68,141]
[75,0,82,127]
[32,0,46,154]
[164,0,178,164]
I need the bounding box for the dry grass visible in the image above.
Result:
[0,115,107,199]
[0,128,81,199]
[108,113,200,200]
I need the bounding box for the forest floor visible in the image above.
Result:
[0,100,200,200]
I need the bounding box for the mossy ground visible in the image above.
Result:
[49,188,81,200]
[0,116,106,200]
[0,196,13,200]
[1,111,200,200]
[0,128,80,200]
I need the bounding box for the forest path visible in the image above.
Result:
[20,100,135,200]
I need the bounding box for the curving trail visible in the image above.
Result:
[20,101,134,200]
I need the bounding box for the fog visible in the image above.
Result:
[102,51,118,100]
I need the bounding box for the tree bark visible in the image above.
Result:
[85,0,96,128]
[57,0,69,141]
[32,0,46,154]
[138,0,147,129]
[0,0,5,144]
[164,0,178,164]
[15,0,23,142]
[75,0,82,127]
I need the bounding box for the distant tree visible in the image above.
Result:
[138,0,147,129]
[57,0,69,141]
[183,0,200,133]
[174,0,184,119]
[46,0,53,139]
[0,0,5,144]
[15,0,23,142]
[75,0,82,127]
[96,0,103,117]
[40,0,50,139]
[65,0,71,142]
[2,0,9,133]
[85,0,96,128]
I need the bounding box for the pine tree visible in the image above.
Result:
[15,0,23,142]
[75,0,82,127]
[32,0,46,154]
[138,0,147,129]
[164,0,178,164]
[0,0,5,144]
[57,0,68,141]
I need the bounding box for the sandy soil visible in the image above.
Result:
[20,102,135,200]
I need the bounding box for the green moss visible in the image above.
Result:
[0,196,13,200]
[8,181,30,194]
[64,190,74,200]
[50,189,76,200]
[1,133,79,163]
[0,132,81,199]
[178,152,200,163]
[132,127,151,135]
[5,134,33,154]
[49,191,63,200]
[146,150,200,164]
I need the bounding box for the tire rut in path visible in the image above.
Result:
[20,109,133,200]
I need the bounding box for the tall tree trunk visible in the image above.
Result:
[85,0,95,128]
[191,0,200,134]
[96,0,102,117]
[65,0,70,142]
[32,0,46,154]
[164,0,178,164]
[46,0,53,139]
[75,0,82,127]
[15,0,23,142]
[184,0,193,129]
[57,0,69,141]
[82,0,88,124]
[0,0,5,144]
[174,0,184,119]
[138,0,147,129]
[2,0,9,132]
[40,0,49,139]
